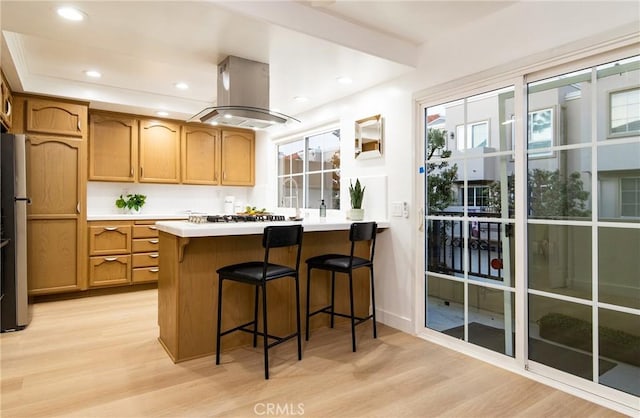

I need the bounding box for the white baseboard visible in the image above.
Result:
[376,308,413,334]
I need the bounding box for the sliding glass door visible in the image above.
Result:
[423,54,639,407]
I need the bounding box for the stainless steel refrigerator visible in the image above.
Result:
[1,133,31,331]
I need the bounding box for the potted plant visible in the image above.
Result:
[349,179,365,221]
[115,193,147,212]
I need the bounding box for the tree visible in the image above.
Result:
[427,128,458,213]
[487,169,590,218]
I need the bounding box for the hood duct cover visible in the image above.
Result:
[189,56,299,129]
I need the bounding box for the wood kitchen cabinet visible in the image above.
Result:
[181,124,220,185]
[131,222,159,283]
[0,70,12,131]
[25,97,87,138]
[25,135,87,294]
[12,94,88,295]
[220,129,254,186]
[88,222,132,287]
[89,112,138,182]
[87,220,164,288]
[139,118,181,183]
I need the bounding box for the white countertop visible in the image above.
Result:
[155,219,390,238]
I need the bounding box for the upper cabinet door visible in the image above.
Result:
[139,119,180,183]
[181,125,220,185]
[221,130,255,186]
[26,98,87,138]
[89,113,138,182]
[0,71,12,130]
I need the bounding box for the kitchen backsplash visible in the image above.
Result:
[87,182,251,216]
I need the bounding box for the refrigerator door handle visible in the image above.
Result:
[14,197,31,205]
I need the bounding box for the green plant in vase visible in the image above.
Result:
[115,193,147,212]
[349,179,365,221]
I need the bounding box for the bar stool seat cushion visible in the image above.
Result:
[306,254,371,271]
[217,262,297,283]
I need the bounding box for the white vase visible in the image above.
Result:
[350,208,364,221]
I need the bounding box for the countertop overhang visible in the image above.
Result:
[155,219,390,238]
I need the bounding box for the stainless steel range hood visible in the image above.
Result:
[188,56,299,129]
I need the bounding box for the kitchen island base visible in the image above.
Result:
[158,229,373,363]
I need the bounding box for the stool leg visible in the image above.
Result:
[261,283,270,380]
[348,271,356,352]
[370,266,377,339]
[294,274,302,360]
[216,276,224,365]
[253,286,259,347]
[330,272,336,328]
[305,266,311,341]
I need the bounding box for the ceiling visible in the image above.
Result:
[0,1,516,124]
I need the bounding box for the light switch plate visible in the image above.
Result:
[391,201,403,217]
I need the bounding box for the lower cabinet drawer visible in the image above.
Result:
[132,238,159,253]
[132,252,159,268]
[132,266,159,283]
[89,255,131,287]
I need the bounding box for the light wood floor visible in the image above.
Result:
[1,289,623,418]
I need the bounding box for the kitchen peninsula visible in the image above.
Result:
[155,218,388,363]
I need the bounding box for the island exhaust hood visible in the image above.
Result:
[188,56,299,129]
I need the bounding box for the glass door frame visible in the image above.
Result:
[415,45,640,414]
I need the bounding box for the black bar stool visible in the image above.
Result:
[305,222,377,352]
[215,224,303,379]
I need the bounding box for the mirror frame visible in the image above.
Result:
[355,114,383,160]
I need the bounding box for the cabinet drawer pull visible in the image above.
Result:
[104,227,118,231]
[77,120,81,132]
[150,268,159,273]
[6,100,11,117]
[104,257,118,262]
[149,253,159,258]
[149,239,159,244]
[148,226,157,230]
[130,168,134,177]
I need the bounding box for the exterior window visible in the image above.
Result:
[277,129,340,210]
[621,177,640,217]
[458,185,490,208]
[456,121,489,149]
[610,88,640,136]
[528,107,554,157]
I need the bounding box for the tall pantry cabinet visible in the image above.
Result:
[12,95,88,294]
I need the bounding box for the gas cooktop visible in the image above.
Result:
[188,214,286,224]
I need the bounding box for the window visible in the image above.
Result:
[610,87,640,136]
[621,177,640,217]
[458,185,490,208]
[528,107,554,158]
[456,121,489,149]
[277,129,340,210]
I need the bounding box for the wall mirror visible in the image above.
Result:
[355,114,383,159]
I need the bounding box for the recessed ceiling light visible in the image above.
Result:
[57,7,86,21]
[336,76,352,85]
[156,111,169,117]
[294,96,308,103]
[224,114,233,119]
[174,82,189,90]
[209,121,219,126]
[84,70,101,78]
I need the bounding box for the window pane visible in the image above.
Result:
[306,172,322,209]
[528,68,592,146]
[528,224,592,300]
[467,154,515,217]
[597,56,640,138]
[468,220,515,286]
[278,175,302,209]
[598,308,640,396]
[528,294,596,381]
[528,148,592,220]
[598,227,640,309]
[426,275,464,331]
[427,219,464,277]
[467,284,515,357]
[277,139,304,176]
[598,142,640,221]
